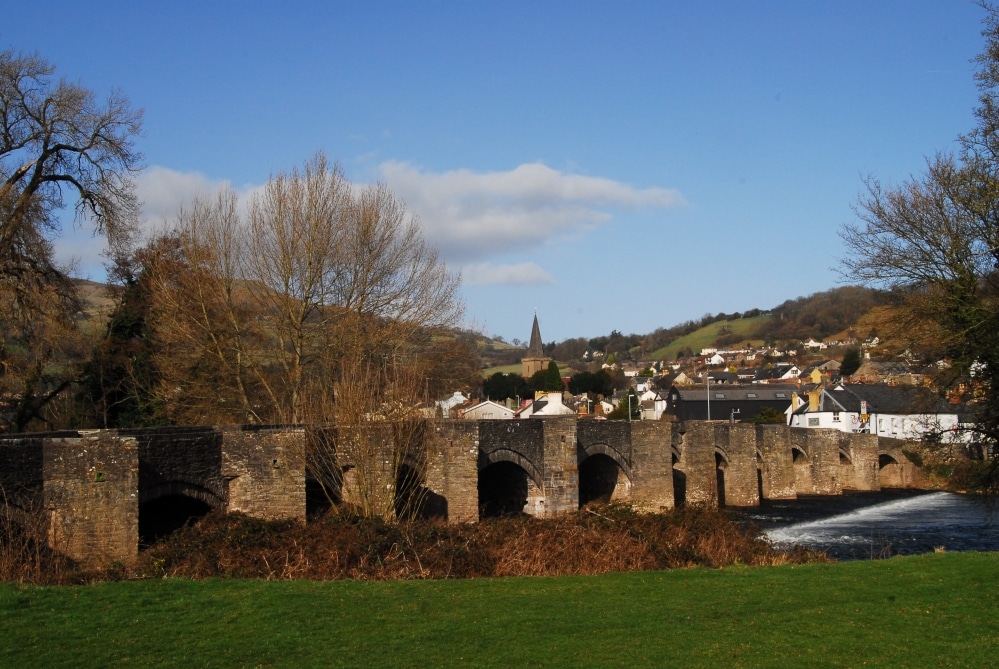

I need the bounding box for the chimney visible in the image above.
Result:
[807,390,820,411]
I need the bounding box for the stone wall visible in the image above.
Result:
[126,426,225,506]
[675,422,721,506]
[221,426,305,521]
[539,417,578,516]
[757,424,796,500]
[840,432,880,491]
[0,434,47,510]
[628,422,674,512]
[718,423,760,507]
[43,432,138,567]
[426,421,479,523]
[0,420,939,567]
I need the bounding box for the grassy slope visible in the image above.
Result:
[1,552,995,668]
[648,315,771,361]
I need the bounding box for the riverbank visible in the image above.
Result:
[2,551,995,667]
[2,505,825,584]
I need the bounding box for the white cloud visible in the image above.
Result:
[379,161,686,263]
[462,262,555,286]
[136,166,228,224]
[54,161,685,285]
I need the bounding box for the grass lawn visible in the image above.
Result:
[1,552,996,668]
[648,315,770,361]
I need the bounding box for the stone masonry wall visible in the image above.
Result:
[426,421,479,523]
[539,417,578,517]
[628,421,674,512]
[840,432,880,491]
[221,426,306,521]
[676,422,720,506]
[43,432,138,567]
[798,428,843,495]
[126,426,226,505]
[756,424,796,500]
[720,423,760,507]
[0,434,47,510]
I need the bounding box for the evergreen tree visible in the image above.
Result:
[543,360,564,391]
[840,348,862,377]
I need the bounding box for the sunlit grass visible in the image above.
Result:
[2,552,996,668]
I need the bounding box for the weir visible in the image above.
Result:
[0,419,927,567]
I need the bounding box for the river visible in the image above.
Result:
[736,490,999,560]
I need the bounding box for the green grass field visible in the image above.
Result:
[1,552,996,668]
[648,315,771,361]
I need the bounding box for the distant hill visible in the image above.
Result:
[645,315,770,361]
[78,278,892,375]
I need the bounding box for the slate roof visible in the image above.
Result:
[672,384,799,402]
[815,384,961,416]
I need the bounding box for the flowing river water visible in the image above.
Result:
[735,490,999,560]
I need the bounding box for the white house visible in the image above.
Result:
[790,383,970,443]
[459,400,514,420]
[515,392,575,419]
[639,388,668,420]
[435,391,468,417]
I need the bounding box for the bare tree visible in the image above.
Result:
[0,47,142,432]
[840,5,999,470]
[129,152,469,513]
[0,47,142,292]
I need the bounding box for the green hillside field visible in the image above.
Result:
[647,315,771,361]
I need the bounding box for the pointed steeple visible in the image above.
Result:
[527,314,544,358]
[522,313,551,379]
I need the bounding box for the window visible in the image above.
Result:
[808,417,820,427]
[832,411,840,422]
[747,393,757,398]
[715,393,725,399]
[775,393,787,398]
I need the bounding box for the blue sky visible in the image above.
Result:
[7,1,987,343]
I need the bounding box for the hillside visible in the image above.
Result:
[646,315,770,361]
[77,279,891,375]
[474,286,893,373]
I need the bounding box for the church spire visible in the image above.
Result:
[527,314,544,358]
[521,313,551,379]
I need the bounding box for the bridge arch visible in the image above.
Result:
[579,442,633,480]
[578,446,633,507]
[478,448,544,489]
[138,481,222,547]
[478,449,544,518]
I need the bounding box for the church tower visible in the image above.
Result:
[521,314,551,378]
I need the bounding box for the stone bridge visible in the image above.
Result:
[0,418,923,566]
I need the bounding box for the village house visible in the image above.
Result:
[459,400,515,420]
[789,383,971,443]
[666,384,800,423]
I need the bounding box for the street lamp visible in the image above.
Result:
[628,394,633,422]
[706,373,712,421]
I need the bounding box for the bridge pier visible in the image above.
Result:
[719,423,760,507]
[793,428,843,495]
[221,426,305,520]
[629,422,674,512]
[757,424,797,500]
[427,422,479,523]
[839,432,880,491]
[46,432,139,567]
[675,422,721,506]
[538,417,578,516]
